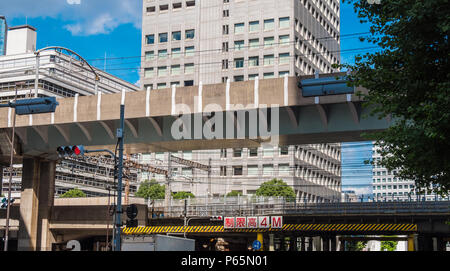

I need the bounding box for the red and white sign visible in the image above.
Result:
[271,216,283,228]
[224,216,283,229]
[258,216,270,228]
[224,217,235,229]
[247,217,258,228]
[235,217,246,228]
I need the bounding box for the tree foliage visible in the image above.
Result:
[173,191,195,199]
[226,191,243,197]
[342,0,450,195]
[346,240,368,251]
[380,240,398,251]
[255,179,296,201]
[60,188,87,198]
[135,179,165,200]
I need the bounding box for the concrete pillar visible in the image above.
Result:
[330,236,337,251]
[0,165,3,195]
[257,233,263,251]
[407,234,415,251]
[18,158,56,251]
[322,236,329,251]
[269,234,275,251]
[300,237,306,251]
[307,237,313,251]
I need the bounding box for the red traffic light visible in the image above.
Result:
[72,145,84,156]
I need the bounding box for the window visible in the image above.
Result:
[233,148,242,157]
[185,46,195,57]
[186,0,195,7]
[158,66,167,76]
[264,37,275,48]
[234,75,244,82]
[234,23,245,34]
[249,148,258,157]
[172,31,181,41]
[249,39,259,49]
[185,29,195,39]
[234,40,244,51]
[146,34,155,44]
[184,63,194,74]
[145,51,155,61]
[280,146,289,155]
[249,21,259,32]
[144,68,155,78]
[279,164,290,176]
[147,6,156,13]
[223,10,229,17]
[144,84,153,90]
[159,4,169,11]
[264,19,275,31]
[172,48,181,58]
[222,59,229,69]
[263,164,273,176]
[184,80,194,86]
[171,65,181,75]
[279,35,290,45]
[279,53,290,64]
[220,166,227,176]
[233,166,243,176]
[279,71,289,77]
[223,25,229,35]
[264,54,274,66]
[173,2,182,9]
[222,42,229,52]
[264,72,274,79]
[247,165,258,176]
[171,81,180,87]
[279,17,290,28]
[220,149,227,158]
[158,49,168,59]
[157,83,167,89]
[159,33,168,43]
[249,74,258,80]
[248,56,259,67]
[234,58,244,68]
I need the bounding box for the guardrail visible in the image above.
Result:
[146,196,450,218]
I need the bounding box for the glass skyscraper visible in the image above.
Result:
[0,16,7,55]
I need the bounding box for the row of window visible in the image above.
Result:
[224,17,290,35]
[373,177,405,183]
[373,185,415,190]
[145,29,195,45]
[225,53,291,69]
[226,164,292,177]
[146,0,195,13]
[222,35,290,52]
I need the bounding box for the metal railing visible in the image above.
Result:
[146,195,450,218]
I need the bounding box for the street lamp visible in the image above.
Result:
[4,81,26,251]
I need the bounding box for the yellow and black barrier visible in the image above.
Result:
[123,223,417,235]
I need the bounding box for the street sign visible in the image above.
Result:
[223,216,283,229]
[258,216,270,228]
[252,240,262,251]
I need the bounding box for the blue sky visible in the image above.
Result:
[1,0,375,194]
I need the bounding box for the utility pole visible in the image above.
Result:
[113,104,125,251]
[207,158,212,198]
[165,153,172,216]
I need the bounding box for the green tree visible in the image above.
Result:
[135,179,165,200]
[380,240,398,251]
[341,0,450,195]
[346,240,368,251]
[255,179,296,201]
[173,191,195,199]
[60,188,86,198]
[226,191,243,197]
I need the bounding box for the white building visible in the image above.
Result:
[140,0,340,89]
[371,144,443,202]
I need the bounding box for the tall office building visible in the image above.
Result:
[371,145,443,201]
[140,0,340,89]
[0,16,7,56]
[139,0,342,202]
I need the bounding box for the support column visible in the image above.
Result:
[0,165,3,195]
[17,158,56,251]
[289,236,296,251]
[257,232,263,251]
[330,236,337,251]
[300,237,306,251]
[307,237,313,251]
[322,236,329,251]
[407,234,415,251]
[269,234,275,251]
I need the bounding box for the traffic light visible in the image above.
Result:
[1,197,15,209]
[210,216,223,221]
[126,204,138,227]
[57,145,85,157]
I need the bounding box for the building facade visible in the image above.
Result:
[140,0,340,89]
[371,145,443,202]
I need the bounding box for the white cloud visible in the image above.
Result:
[0,0,141,36]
